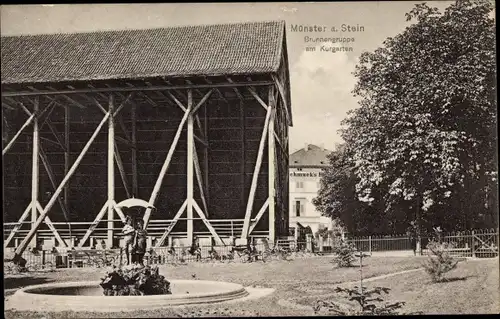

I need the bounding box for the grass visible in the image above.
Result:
[4,256,497,317]
[293,257,499,315]
[364,257,499,315]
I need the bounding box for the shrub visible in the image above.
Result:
[313,286,407,315]
[332,240,356,267]
[423,240,458,282]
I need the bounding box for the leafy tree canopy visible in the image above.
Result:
[314,0,497,234]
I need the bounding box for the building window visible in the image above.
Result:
[296,181,304,189]
[293,199,305,217]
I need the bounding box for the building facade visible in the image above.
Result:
[289,144,332,234]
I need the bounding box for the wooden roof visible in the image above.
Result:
[1,21,286,84]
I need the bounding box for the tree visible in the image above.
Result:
[319,0,497,234]
[313,145,407,235]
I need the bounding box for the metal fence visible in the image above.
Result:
[345,228,499,257]
[4,229,498,270]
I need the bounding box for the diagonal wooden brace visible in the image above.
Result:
[155,200,188,247]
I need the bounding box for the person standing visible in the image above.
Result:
[133,219,148,265]
[406,221,418,256]
[121,216,135,265]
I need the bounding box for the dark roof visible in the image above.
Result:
[1,21,285,84]
[290,144,331,167]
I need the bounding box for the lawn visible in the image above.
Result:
[293,257,499,315]
[361,257,499,315]
[4,256,497,317]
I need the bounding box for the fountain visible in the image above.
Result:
[6,264,274,312]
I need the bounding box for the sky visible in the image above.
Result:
[1,1,456,153]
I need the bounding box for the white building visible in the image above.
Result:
[289,144,333,234]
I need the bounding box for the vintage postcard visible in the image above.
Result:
[2,1,498,317]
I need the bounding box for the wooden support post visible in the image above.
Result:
[203,104,209,215]
[241,106,272,239]
[187,90,194,246]
[64,105,70,214]
[131,104,138,197]
[14,112,110,259]
[30,97,39,248]
[143,103,191,228]
[107,94,115,248]
[192,142,208,218]
[240,100,246,215]
[268,87,276,244]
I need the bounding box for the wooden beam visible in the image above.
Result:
[78,201,109,248]
[166,91,187,112]
[111,200,127,222]
[40,137,61,148]
[13,111,110,258]
[113,93,134,117]
[248,199,270,235]
[44,86,87,109]
[194,134,208,148]
[240,100,246,212]
[81,95,107,114]
[195,115,204,138]
[143,102,191,227]
[268,86,276,243]
[115,136,135,149]
[3,98,32,116]
[3,81,274,97]
[193,141,208,218]
[272,74,291,126]
[2,102,16,110]
[131,104,138,197]
[114,143,131,198]
[247,87,269,111]
[116,115,131,141]
[45,119,67,152]
[35,202,67,248]
[204,77,230,103]
[187,90,194,246]
[4,203,31,248]
[2,113,35,156]
[192,90,213,114]
[107,94,115,248]
[38,143,71,236]
[154,200,187,247]
[192,200,224,245]
[241,106,272,239]
[30,97,39,248]
[204,104,209,212]
[64,105,70,211]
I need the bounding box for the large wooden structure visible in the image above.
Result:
[1,21,292,259]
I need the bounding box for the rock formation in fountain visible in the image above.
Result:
[100,264,171,296]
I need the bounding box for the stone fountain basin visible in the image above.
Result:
[7,280,250,312]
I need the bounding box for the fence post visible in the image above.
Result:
[369,236,372,255]
[42,250,46,265]
[472,230,475,258]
